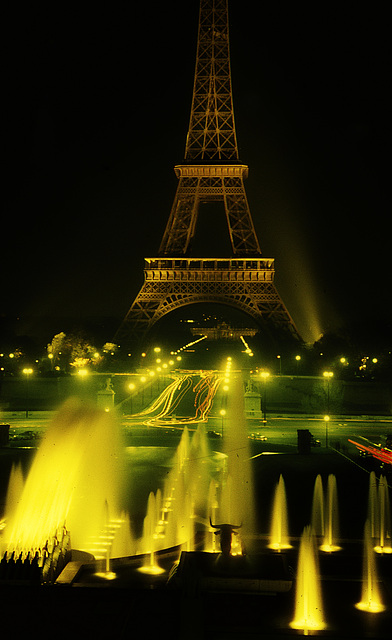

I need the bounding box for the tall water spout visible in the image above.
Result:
[374,475,392,554]
[269,475,291,550]
[355,520,386,613]
[4,462,24,519]
[290,526,326,634]
[220,375,255,539]
[1,400,124,557]
[368,471,378,539]
[320,474,341,552]
[310,474,324,537]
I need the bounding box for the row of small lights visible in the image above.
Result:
[169,335,207,356]
[240,336,254,357]
[128,347,183,393]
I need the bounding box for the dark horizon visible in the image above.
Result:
[3,1,390,347]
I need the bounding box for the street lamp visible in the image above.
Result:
[323,371,334,412]
[324,415,330,448]
[22,367,33,418]
[260,371,270,424]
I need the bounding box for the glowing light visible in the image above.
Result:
[323,370,334,379]
[22,368,33,375]
[260,371,270,379]
[77,369,88,377]
[94,571,117,580]
[153,347,161,353]
[295,355,301,361]
[374,545,392,555]
[319,543,341,553]
[138,564,165,575]
[128,383,136,391]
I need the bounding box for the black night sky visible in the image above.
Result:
[3,1,390,346]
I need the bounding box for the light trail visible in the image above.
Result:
[128,372,223,427]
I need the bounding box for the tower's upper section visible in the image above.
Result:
[185,0,239,162]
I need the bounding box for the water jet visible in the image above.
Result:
[290,525,326,634]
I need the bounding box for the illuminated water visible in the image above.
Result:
[355,520,386,613]
[220,375,255,538]
[310,474,324,537]
[268,474,291,550]
[290,525,326,634]
[2,400,125,557]
[320,474,341,552]
[368,473,392,554]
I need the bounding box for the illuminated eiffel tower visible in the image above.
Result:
[116,0,298,346]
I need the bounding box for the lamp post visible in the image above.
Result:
[323,371,334,447]
[323,371,334,412]
[260,371,270,425]
[324,415,330,448]
[22,368,33,418]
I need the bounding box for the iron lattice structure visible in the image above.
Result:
[116,0,298,344]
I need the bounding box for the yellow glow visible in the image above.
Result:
[94,571,117,580]
[77,369,88,377]
[48,353,54,360]
[324,415,330,422]
[319,544,341,553]
[153,347,161,353]
[223,385,229,391]
[323,371,334,378]
[138,564,165,575]
[140,376,146,382]
[374,545,392,554]
[295,355,301,361]
[219,409,226,417]
[128,383,136,391]
[22,368,33,375]
[268,542,292,550]
[355,601,386,613]
[260,371,270,379]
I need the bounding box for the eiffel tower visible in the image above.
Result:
[115,0,298,346]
